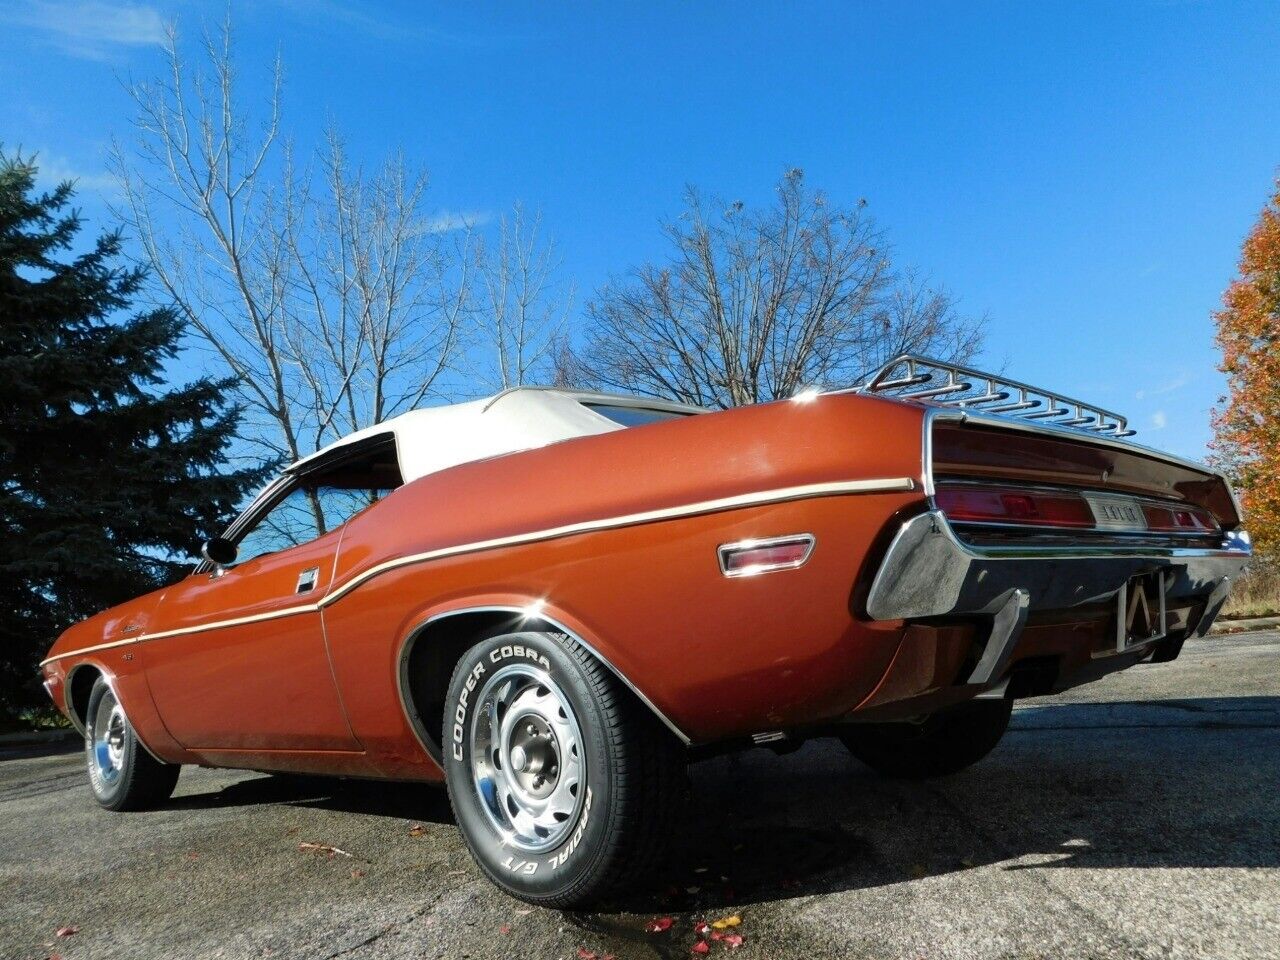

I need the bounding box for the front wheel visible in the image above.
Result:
[84,677,180,810]
[839,698,1012,780]
[443,630,685,908]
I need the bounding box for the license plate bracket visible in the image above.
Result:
[1115,571,1168,651]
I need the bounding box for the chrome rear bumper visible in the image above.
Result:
[866,511,1251,684]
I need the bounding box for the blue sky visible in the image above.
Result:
[3,1,1279,459]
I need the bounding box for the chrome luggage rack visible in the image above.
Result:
[850,355,1136,438]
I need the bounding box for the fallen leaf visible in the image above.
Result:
[298,841,352,858]
[711,914,742,930]
[644,916,674,933]
[709,930,724,941]
[408,823,428,837]
[691,942,710,955]
[577,949,597,960]
[499,925,512,935]
[55,927,78,938]
[723,933,745,949]
[350,869,366,879]
[694,921,711,936]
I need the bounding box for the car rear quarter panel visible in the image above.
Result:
[321,395,927,776]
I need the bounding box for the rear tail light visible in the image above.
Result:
[934,486,1095,528]
[1142,504,1218,533]
[718,535,815,577]
[936,484,1222,534]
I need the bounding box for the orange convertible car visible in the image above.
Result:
[41,356,1249,906]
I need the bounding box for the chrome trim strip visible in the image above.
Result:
[40,477,917,666]
[317,478,914,607]
[397,606,694,758]
[40,605,323,665]
[922,407,938,497]
[717,534,816,577]
[141,604,321,642]
[46,635,140,664]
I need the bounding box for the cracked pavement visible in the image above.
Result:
[2,631,1277,960]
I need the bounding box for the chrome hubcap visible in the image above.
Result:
[469,664,585,852]
[89,690,126,787]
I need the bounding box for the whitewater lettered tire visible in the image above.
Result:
[84,676,180,811]
[443,630,684,907]
[840,698,1013,780]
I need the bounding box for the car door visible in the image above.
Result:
[143,476,364,753]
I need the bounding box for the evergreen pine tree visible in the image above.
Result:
[0,149,264,722]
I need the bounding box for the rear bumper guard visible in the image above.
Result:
[866,511,1251,683]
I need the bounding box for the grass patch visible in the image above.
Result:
[0,708,72,736]
[1222,558,1280,621]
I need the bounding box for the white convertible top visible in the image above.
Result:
[288,388,705,484]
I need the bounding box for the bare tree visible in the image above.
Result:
[473,205,573,390]
[563,169,983,408]
[110,20,474,531]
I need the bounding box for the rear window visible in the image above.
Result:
[583,403,690,427]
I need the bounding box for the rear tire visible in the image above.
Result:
[443,630,685,908]
[839,698,1012,780]
[84,677,180,811]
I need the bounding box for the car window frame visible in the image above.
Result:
[193,433,399,575]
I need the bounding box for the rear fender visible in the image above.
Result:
[393,594,691,766]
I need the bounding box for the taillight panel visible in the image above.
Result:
[934,483,1221,537]
[1141,504,1217,533]
[934,486,1095,529]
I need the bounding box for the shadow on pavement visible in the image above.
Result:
[168,771,456,823]
[163,695,1280,917]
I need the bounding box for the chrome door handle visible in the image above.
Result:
[296,567,319,593]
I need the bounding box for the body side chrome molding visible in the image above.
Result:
[396,606,694,765]
[41,476,917,667]
[319,477,914,607]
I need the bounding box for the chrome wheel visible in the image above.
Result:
[88,687,126,789]
[469,663,586,852]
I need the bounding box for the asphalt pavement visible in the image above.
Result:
[2,631,1277,960]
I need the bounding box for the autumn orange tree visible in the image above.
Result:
[1212,176,1280,557]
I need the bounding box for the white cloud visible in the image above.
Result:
[32,151,119,197]
[266,0,537,46]
[1151,410,1168,430]
[2,2,165,60]
[1136,372,1193,401]
[421,210,492,234]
